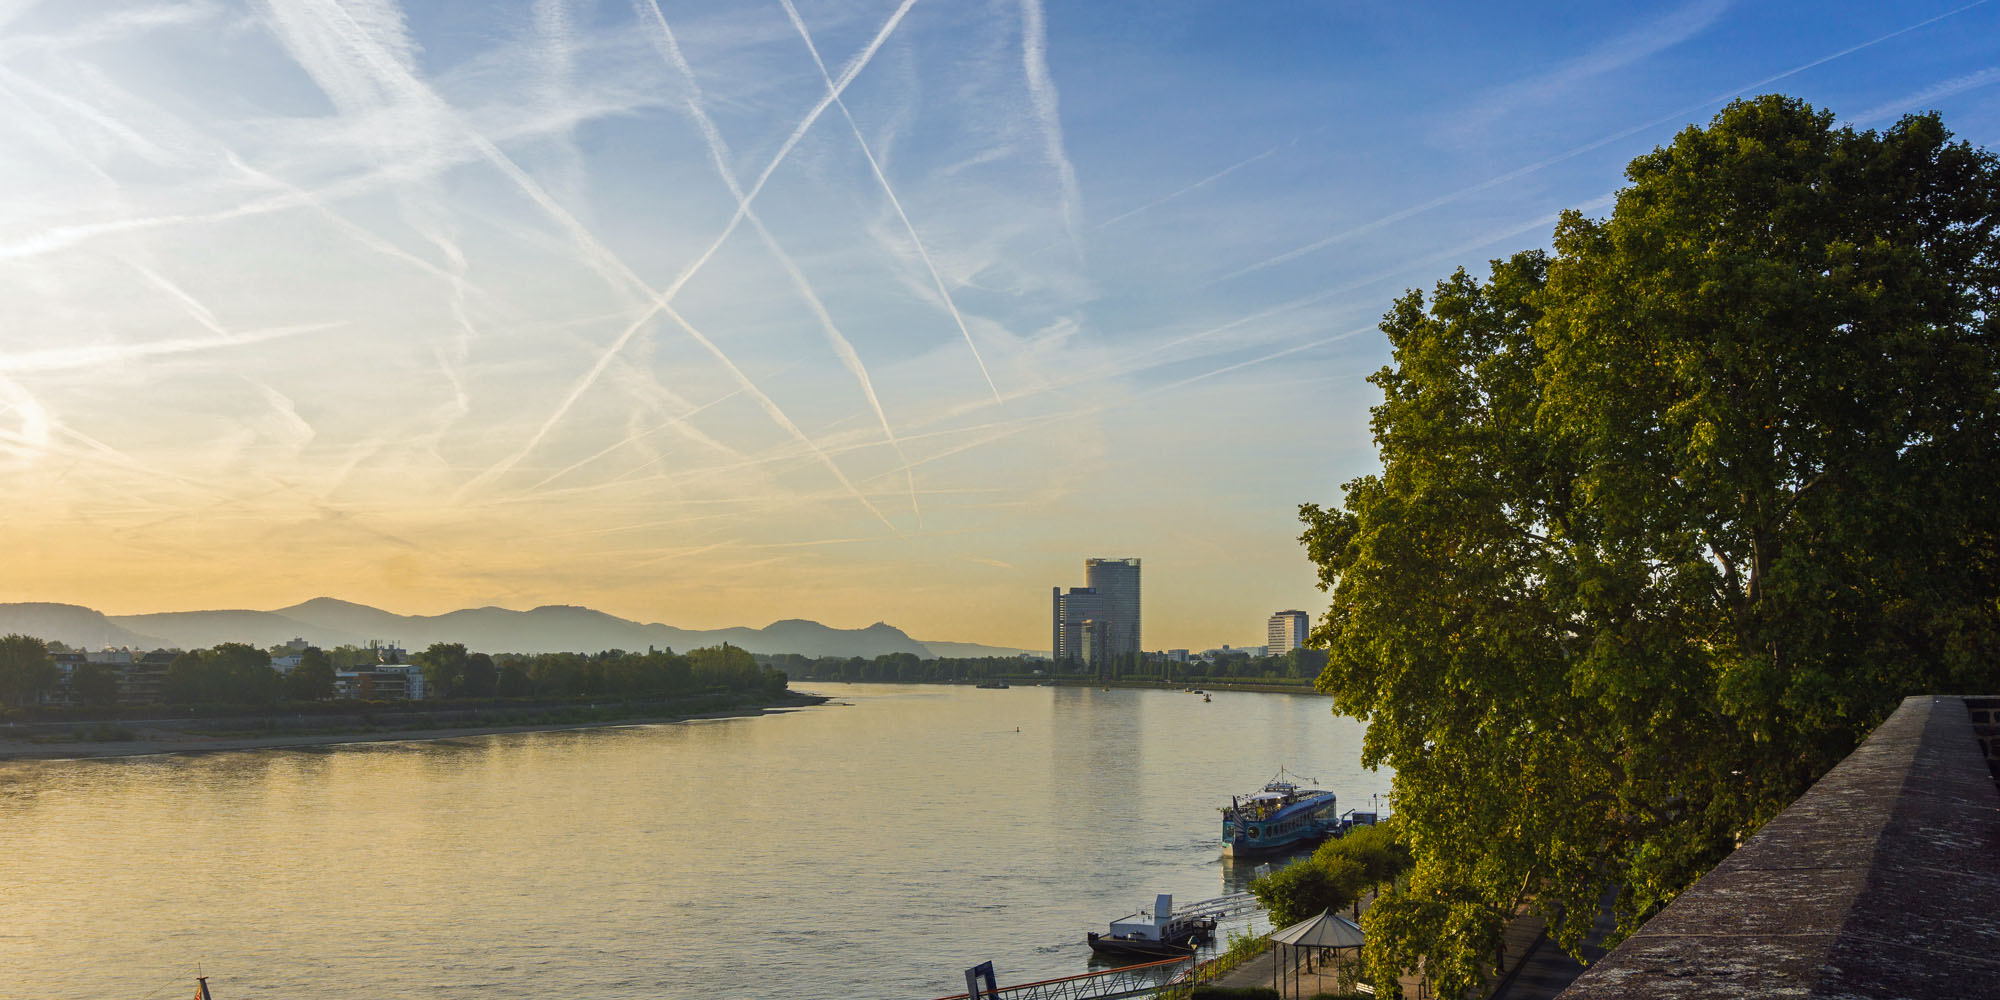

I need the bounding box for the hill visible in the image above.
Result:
[0,599,989,660]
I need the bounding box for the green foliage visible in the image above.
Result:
[0,634,59,707]
[1219,928,1270,968]
[286,647,337,701]
[495,664,532,697]
[1249,823,1410,928]
[1189,987,1279,1000]
[462,652,498,698]
[69,661,121,707]
[415,643,469,699]
[164,642,281,706]
[1302,96,2000,999]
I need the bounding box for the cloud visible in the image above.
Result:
[1216,2,1986,285]
[778,0,1003,403]
[1848,66,2000,126]
[1441,0,1734,141]
[1019,0,1084,262]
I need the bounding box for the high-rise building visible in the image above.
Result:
[1052,586,1101,664]
[1052,558,1141,665]
[1268,610,1310,656]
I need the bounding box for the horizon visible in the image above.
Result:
[3,1,1997,650]
[5,593,1296,653]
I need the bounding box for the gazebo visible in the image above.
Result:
[1269,909,1367,998]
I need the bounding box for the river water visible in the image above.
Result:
[0,683,1387,999]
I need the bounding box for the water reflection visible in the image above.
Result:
[1,684,1387,999]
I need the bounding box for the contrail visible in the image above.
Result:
[260,0,904,527]
[430,0,921,513]
[637,0,923,524]
[660,302,904,535]
[1215,0,1992,284]
[519,385,747,496]
[1107,195,1613,386]
[1848,65,2000,125]
[1093,139,1292,231]
[1020,0,1085,262]
[777,0,1003,404]
[640,0,923,307]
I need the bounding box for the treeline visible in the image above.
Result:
[0,633,786,711]
[770,648,1326,684]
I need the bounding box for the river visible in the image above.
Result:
[0,683,1388,999]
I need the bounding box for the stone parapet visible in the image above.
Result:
[1558,695,2000,999]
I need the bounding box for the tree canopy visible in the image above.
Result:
[1301,96,2000,997]
[0,633,59,708]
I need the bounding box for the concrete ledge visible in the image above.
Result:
[1558,695,2000,999]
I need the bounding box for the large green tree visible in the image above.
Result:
[1301,96,2000,997]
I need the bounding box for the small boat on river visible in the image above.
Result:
[974,680,1010,689]
[1086,893,1216,959]
[1221,772,1339,857]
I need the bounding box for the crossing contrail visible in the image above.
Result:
[259,0,909,530]
[638,0,923,524]
[777,0,1004,404]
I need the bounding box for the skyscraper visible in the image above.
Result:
[1268,610,1310,656]
[1053,558,1140,665]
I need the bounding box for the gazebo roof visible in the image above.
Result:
[1270,909,1366,949]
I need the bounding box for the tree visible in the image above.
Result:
[1302,96,2000,997]
[0,634,59,707]
[1251,852,1364,929]
[496,663,532,697]
[70,661,121,708]
[462,652,498,698]
[415,642,469,700]
[287,647,336,701]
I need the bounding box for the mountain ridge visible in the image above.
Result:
[0,598,1035,660]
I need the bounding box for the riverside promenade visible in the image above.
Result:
[1207,907,1594,1000]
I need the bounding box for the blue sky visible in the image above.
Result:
[1,0,1995,650]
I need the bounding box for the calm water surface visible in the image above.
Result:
[0,683,1388,999]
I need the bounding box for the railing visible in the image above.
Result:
[1167,891,1260,923]
[927,957,1197,1000]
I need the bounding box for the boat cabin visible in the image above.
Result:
[1106,894,1178,942]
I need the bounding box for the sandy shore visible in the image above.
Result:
[0,695,830,763]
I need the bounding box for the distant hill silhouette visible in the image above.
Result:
[0,598,1033,659]
[0,603,166,650]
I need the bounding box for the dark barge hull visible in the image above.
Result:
[1085,933,1198,960]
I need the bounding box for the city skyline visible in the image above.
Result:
[2,2,1997,651]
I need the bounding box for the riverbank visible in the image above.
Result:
[793,676,1327,695]
[0,691,828,762]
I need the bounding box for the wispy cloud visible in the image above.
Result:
[1849,66,2000,125]
[1216,1,1989,285]
[1441,0,1734,142]
[778,0,1003,404]
[1020,0,1084,262]
[636,0,922,525]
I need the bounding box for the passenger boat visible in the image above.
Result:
[1085,893,1217,959]
[974,680,1010,689]
[1221,773,1339,857]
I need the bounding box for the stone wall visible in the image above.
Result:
[1969,695,2000,783]
[1557,695,2000,999]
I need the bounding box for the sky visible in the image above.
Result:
[1,0,1996,652]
